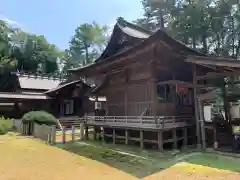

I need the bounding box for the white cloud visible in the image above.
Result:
[0,14,22,27]
[0,13,32,33]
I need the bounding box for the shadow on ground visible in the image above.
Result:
[56,141,202,178]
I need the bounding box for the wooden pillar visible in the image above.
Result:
[84,125,89,140]
[140,130,144,149]
[51,125,56,145]
[62,126,66,144]
[192,64,201,148]
[125,129,129,145]
[198,98,206,149]
[101,127,105,143]
[183,127,188,148]
[150,61,158,118]
[80,123,84,140]
[113,128,116,144]
[213,126,218,149]
[157,131,163,151]
[93,126,97,141]
[71,125,75,141]
[124,70,128,116]
[173,128,177,149]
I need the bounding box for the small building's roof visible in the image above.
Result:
[45,79,91,96]
[0,92,50,100]
[16,73,63,90]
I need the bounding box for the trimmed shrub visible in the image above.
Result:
[0,116,13,135]
[22,111,58,126]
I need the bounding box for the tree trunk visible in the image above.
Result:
[202,33,208,54]
[158,10,165,29]
[216,34,221,56]
[84,45,89,66]
[192,36,196,49]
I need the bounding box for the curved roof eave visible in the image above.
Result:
[68,19,206,73]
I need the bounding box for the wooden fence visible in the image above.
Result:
[57,124,85,143]
[21,123,56,144]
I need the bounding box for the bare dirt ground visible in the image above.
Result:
[1,134,240,180]
[0,135,137,180]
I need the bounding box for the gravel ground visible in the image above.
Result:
[0,135,137,180]
[1,134,240,180]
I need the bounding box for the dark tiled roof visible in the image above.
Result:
[69,18,205,72]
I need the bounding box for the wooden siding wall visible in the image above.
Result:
[127,82,152,116]
[104,63,154,116]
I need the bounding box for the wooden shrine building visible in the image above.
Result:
[0,72,92,119]
[69,17,240,151]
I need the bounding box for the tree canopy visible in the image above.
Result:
[0,19,109,77]
[0,20,60,74]
[1,0,240,77]
[135,0,240,58]
[62,22,108,71]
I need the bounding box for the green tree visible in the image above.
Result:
[136,0,240,58]
[0,20,61,74]
[69,22,108,66]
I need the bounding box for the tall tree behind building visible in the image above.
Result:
[135,0,240,58]
[68,22,108,67]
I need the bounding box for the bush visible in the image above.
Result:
[22,111,58,126]
[0,116,13,135]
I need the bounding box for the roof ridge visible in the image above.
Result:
[117,17,153,35]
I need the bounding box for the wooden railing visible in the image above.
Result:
[59,116,194,130]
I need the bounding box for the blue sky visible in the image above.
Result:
[1,0,143,49]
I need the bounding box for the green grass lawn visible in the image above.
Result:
[57,141,240,178]
[185,153,240,173]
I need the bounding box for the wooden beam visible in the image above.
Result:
[186,55,239,67]
[197,71,240,80]
[157,80,205,88]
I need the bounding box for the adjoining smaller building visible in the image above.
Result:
[0,72,93,119]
